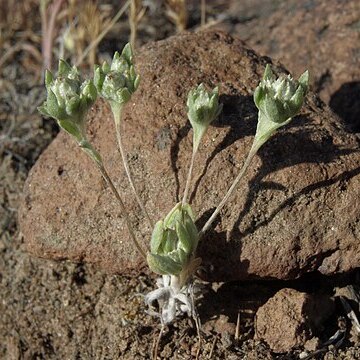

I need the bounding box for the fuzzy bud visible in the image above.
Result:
[187,83,222,151]
[147,203,199,276]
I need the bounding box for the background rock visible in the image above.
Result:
[255,288,334,353]
[19,30,360,282]
[220,0,360,132]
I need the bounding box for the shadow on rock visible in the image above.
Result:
[196,207,249,283]
[329,81,360,134]
[196,270,360,339]
[170,124,191,201]
[189,94,256,203]
[230,114,360,241]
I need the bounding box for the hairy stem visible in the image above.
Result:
[182,147,196,205]
[96,162,147,259]
[112,104,154,228]
[79,140,146,259]
[199,141,261,237]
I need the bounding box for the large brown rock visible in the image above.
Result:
[19,31,360,282]
[255,288,334,353]
[221,0,360,132]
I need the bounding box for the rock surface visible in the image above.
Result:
[221,0,360,132]
[255,288,334,353]
[19,30,360,281]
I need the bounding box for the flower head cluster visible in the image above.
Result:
[253,64,309,145]
[94,43,140,106]
[38,60,97,142]
[187,84,222,151]
[254,64,309,125]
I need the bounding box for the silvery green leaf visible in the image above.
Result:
[121,43,133,64]
[134,74,140,91]
[117,88,131,104]
[150,220,165,253]
[163,229,177,253]
[183,212,198,251]
[147,253,182,275]
[81,80,97,104]
[182,203,195,221]
[58,59,72,76]
[176,221,192,254]
[47,89,66,119]
[45,70,53,87]
[176,248,188,266]
[263,63,275,81]
[298,70,309,91]
[164,203,182,228]
[93,66,103,89]
[101,61,110,73]
[58,119,82,140]
[38,105,50,117]
[66,96,80,115]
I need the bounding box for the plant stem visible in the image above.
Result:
[112,104,154,228]
[96,162,147,260]
[199,141,261,237]
[182,147,196,205]
[79,140,146,259]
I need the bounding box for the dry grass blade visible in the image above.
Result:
[201,0,206,26]
[165,0,187,31]
[129,0,146,50]
[75,0,131,67]
[63,0,111,68]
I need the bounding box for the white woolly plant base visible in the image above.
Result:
[145,274,197,325]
